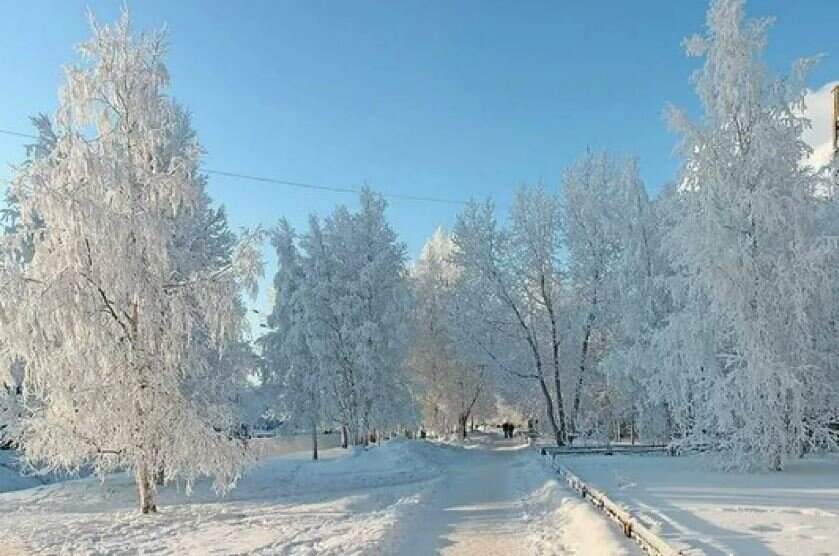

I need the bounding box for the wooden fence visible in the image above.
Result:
[540,443,672,457]
[541,449,688,556]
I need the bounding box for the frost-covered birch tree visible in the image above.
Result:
[409,228,489,438]
[560,152,669,440]
[508,186,568,442]
[656,0,834,469]
[0,13,260,512]
[561,151,623,433]
[452,190,568,445]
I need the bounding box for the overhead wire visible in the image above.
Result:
[0,128,469,206]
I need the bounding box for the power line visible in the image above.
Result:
[0,128,468,206]
[0,129,37,140]
[204,169,466,206]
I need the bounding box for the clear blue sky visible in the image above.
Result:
[2,1,838,316]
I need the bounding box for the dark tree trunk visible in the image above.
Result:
[538,377,563,446]
[542,274,567,446]
[459,415,468,439]
[340,425,349,449]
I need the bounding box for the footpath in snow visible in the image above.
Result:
[0,433,636,555]
[393,433,635,556]
[561,452,839,556]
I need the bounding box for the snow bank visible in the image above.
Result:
[520,453,637,555]
[562,453,839,556]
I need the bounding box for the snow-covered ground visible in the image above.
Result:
[0,439,436,555]
[561,452,839,556]
[0,433,637,555]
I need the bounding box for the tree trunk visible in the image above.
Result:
[312,421,319,461]
[131,301,155,514]
[573,320,593,428]
[542,276,567,446]
[458,414,468,439]
[153,446,164,486]
[771,447,783,471]
[538,377,563,446]
[340,425,349,449]
[136,457,157,514]
[552,353,567,444]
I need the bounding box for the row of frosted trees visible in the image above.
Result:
[435,0,839,471]
[436,153,656,449]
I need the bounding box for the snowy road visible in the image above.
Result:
[392,436,636,555]
[397,441,529,555]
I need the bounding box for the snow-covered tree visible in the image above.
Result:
[0,358,24,448]
[273,190,416,448]
[409,228,489,438]
[0,115,55,445]
[560,152,671,440]
[346,191,416,437]
[600,157,670,439]
[0,12,260,512]
[560,151,623,433]
[508,186,569,442]
[452,189,569,445]
[655,0,834,469]
[259,219,324,459]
